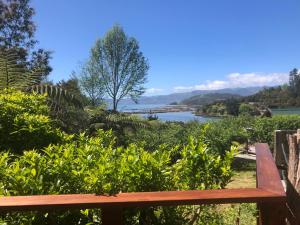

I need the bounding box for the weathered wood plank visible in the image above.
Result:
[285,132,300,224]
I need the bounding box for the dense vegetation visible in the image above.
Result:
[2,89,299,224]
[0,90,238,224]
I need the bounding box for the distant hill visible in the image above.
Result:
[180,93,241,106]
[115,87,263,105]
[244,86,300,107]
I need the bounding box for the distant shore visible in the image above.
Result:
[125,105,196,114]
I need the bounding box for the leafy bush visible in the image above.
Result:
[0,89,63,153]
[238,103,260,116]
[0,129,236,224]
[252,115,300,147]
[203,115,300,153]
[203,117,252,155]
[123,120,204,152]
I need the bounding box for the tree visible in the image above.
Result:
[0,0,52,79]
[87,25,149,111]
[225,98,239,116]
[78,61,104,106]
[58,75,89,106]
[289,68,300,97]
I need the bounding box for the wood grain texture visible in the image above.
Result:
[0,188,285,211]
[255,143,286,197]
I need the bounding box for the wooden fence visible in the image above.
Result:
[0,143,286,225]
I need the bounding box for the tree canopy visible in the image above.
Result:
[0,0,52,79]
[80,25,149,111]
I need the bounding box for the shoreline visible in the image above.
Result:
[125,105,196,114]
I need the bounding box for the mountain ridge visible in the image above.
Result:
[115,87,264,105]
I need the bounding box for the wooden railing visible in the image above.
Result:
[0,143,286,225]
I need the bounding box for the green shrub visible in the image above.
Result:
[204,117,253,155]
[0,129,236,224]
[0,89,63,153]
[252,115,300,147]
[238,103,259,116]
[203,115,300,153]
[123,120,204,152]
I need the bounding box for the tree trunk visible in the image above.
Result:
[113,96,117,112]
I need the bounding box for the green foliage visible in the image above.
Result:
[251,115,300,146]
[200,98,240,117]
[78,60,105,106]
[200,102,227,116]
[88,108,149,145]
[87,24,149,111]
[238,103,260,116]
[0,89,63,153]
[48,77,90,133]
[181,93,240,106]
[289,68,300,97]
[220,204,257,225]
[202,115,300,154]
[245,85,295,108]
[204,117,251,155]
[0,49,84,112]
[242,68,300,108]
[0,129,236,224]
[0,49,41,89]
[123,120,204,151]
[0,0,52,77]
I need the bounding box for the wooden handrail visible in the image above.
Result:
[0,188,284,211]
[0,143,286,225]
[256,143,286,195]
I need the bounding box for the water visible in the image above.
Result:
[139,111,217,122]
[116,103,217,122]
[272,108,300,115]
[117,103,165,112]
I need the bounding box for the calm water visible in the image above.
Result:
[139,111,218,122]
[112,103,300,122]
[117,103,166,112]
[272,108,300,115]
[116,103,217,122]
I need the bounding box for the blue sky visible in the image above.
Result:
[32,0,300,95]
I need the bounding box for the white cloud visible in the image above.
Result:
[145,88,164,95]
[173,72,289,92]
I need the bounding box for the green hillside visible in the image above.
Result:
[181,93,241,106]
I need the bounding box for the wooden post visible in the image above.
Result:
[286,133,300,224]
[287,135,299,187]
[258,203,286,225]
[274,130,295,169]
[102,207,123,225]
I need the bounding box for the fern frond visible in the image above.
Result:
[0,49,40,89]
[28,84,83,109]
